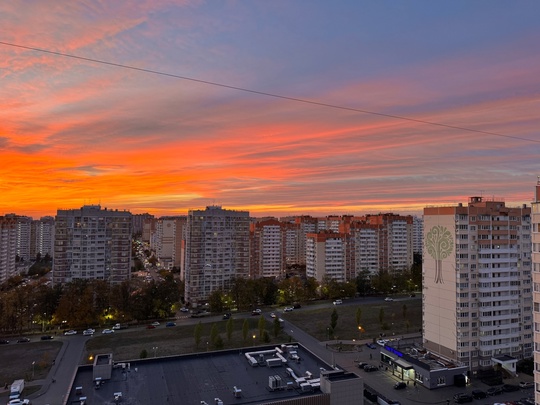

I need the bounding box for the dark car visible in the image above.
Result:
[471,389,487,399]
[146,324,156,329]
[0,339,9,344]
[165,322,176,327]
[17,337,30,343]
[453,393,473,403]
[394,382,406,390]
[40,335,54,340]
[366,342,377,349]
[293,303,302,309]
[487,386,503,396]
[363,365,378,372]
[502,383,520,392]
[356,362,368,369]
[222,313,231,320]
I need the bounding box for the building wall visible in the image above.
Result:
[53,205,132,285]
[0,217,17,283]
[184,206,250,305]
[531,180,540,405]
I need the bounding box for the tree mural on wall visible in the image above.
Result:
[425,225,453,284]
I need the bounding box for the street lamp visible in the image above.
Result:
[32,361,35,380]
[252,334,256,347]
[327,327,330,340]
[152,346,158,358]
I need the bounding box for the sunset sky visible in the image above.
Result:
[1,1,540,219]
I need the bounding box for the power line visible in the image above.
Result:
[1,40,539,144]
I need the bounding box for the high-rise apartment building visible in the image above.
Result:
[306,231,348,283]
[250,218,287,278]
[153,216,186,270]
[53,205,132,285]
[423,197,532,373]
[184,206,250,305]
[0,216,17,283]
[32,216,55,258]
[413,216,423,255]
[531,180,540,404]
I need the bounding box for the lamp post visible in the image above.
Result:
[252,334,256,347]
[152,346,158,358]
[32,361,35,380]
[327,327,330,340]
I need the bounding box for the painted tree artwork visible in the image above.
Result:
[425,225,453,284]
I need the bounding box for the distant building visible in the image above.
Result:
[153,216,186,270]
[412,216,423,255]
[0,216,17,283]
[53,205,132,284]
[184,206,250,305]
[423,197,532,373]
[250,218,287,278]
[32,216,55,258]
[306,231,348,283]
[132,213,154,236]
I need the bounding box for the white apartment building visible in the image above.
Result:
[184,206,250,305]
[423,197,532,373]
[154,217,186,270]
[413,216,424,255]
[53,205,132,284]
[32,216,55,258]
[250,219,286,278]
[0,216,17,283]
[306,231,347,283]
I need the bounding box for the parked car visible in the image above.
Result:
[502,384,520,392]
[180,307,189,313]
[284,307,294,312]
[17,337,30,343]
[0,339,9,344]
[151,321,160,326]
[293,303,302,309]
[251,309,262,316]
[384,297,394,302]
[453,393,473,403]
[270,312,276,318]
[40,335,54,340]
[356,362,368,369]
[146,325,156,329]
[365,343,377,349]
[394,382,406,390]
[486,386,503,396]
[102,329,114,334]
[8,399,30,405]
[471,389,487,399]
[222,313,231,320]
[520,381,534,389]
[409,293,416,297]
[332,299,343,305]
[165,322,176,327]
[363,365,378,372]
[64,330,77,336]
[83,329,94,336]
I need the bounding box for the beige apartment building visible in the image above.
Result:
[423,197,532,374]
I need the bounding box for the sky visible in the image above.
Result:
[1,1,540,219]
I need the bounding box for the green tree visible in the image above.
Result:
[210,323,219,346]
[379,308,385,325]
[194,321,202,348]
[226,317,233,342]
[355,308,362,326]
[208,289,224,313]
[214,334,224,350]
[258,315,266,340]
[140,349,148,359]
[330,308,338,330]
[273,317,281,338]
[262,330,270,343]
[242,319,249,343]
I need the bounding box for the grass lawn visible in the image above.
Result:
[285,298,422,342]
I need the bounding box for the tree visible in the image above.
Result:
[210,323,219,346]
[226,317,233,342]
[208,290,224,314]
[242,319,249,343]
[214,334,224,350]
[355,308,362,327]
[273,317,281,338]
[330,308,338,330]
[194,322,202,348]
[425,225,453,284]
[258,315,266,340]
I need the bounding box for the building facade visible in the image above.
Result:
[250,218,287,278]
[184,206,250,305]
[53,205,132,284]
[0,216,17,283]
[423,197,532,373]
[531,180,540,404]
[306,231,348,283]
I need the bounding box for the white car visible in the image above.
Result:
[333,299,343,305]
[8,399,30,405]
[102,329,114,334]
[151,321,160,326]
[270,312,276,318]
[82,329,94,336]
[384,297,394,302]
[284,307,294,312]
[64,330,77,336]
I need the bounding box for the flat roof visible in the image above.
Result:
[67,344,336,404]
